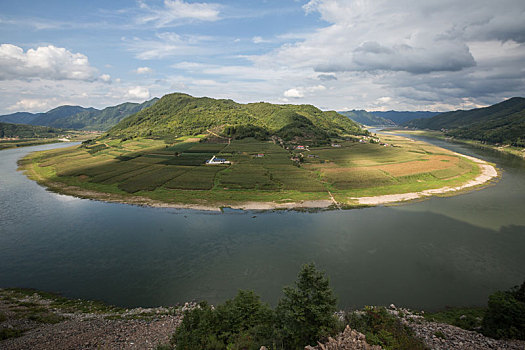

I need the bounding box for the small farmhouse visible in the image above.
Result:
[206,155,231,165]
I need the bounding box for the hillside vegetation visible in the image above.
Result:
[405,97,525,146]
[0,99,157,131]
[0,122,63,139]
[108,93,366,143]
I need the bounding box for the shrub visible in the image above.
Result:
[276,263,338,349]
[172,291,275,350]
[346,306,427,350]
[482,280,525,340]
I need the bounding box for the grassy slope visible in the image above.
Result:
[405,97,525,146]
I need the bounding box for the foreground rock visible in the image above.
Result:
[305,325,382,350]
[389,306,525,350]
[0,289,188,350]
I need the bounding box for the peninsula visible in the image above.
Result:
[19,93,497,210]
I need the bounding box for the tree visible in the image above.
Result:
[276,263,338,349]
[482,280,525,340]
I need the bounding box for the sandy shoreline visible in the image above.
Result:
[351,153,498,205]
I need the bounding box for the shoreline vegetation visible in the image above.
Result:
[17,132,499,211]
[0,131,102,151]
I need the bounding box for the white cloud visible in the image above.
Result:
[284,85,326,98]
[0,44,98,81]
[135,66,152,74]
[252,36,269,44]
[284,88,304,98]
[99,74,111,82]
[127,32,216,60]
[126,86,150,99]
[7,98,54,112]
[138,0,220,27]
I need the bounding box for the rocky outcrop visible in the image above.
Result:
[304,325,382,350]
[388,305,525,350]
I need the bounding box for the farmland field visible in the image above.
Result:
[20,133,487,208]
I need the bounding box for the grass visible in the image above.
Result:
[0,328,25,340]
[424,307,486,331]
[18,134,488,208]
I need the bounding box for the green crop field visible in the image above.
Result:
[21,133,485,208]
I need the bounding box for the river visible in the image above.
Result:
[0,138,524,310]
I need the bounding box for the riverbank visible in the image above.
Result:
[352,153,498,205]
[2,289,523,350]
[385,129,525,160]
[18,138,498,211]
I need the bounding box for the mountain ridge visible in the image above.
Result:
[0,98,158,131]
[405,97,525,146]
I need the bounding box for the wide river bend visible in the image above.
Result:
[0,137,524,310]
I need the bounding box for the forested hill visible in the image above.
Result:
[405,97,525,146]
[0,122,63,139]
[338,110,395,126]
[0,98,158,131]
[108,93,367,142]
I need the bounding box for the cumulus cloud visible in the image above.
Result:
[244,0,525,110]
[135,66,152,74]
[284,85,326,98]
[284,88,304,98]
[138,0,220,27]
[126,86,150,99]
[0,44,98,81]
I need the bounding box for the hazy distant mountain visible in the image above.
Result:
[405,97,525,146]
[370,111,440,124]
[338,110,395,126]
[48,99,159,130]
[0,98,158,131]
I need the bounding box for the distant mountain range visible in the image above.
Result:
[0,98,158,131]
[338,110,439,126]
[405,97,525,146]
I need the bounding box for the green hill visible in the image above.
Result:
[338,110,395,126]
[0,122,63,139]
[405,97,525,146]
[108,93,366,142]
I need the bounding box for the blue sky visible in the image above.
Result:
[1,0,524,114]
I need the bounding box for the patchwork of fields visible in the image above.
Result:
[21,133,482,207]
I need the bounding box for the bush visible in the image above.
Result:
[276,263,338,349]
[172,291,275,350]
[346,306,427,350]
[482,280,525,340]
